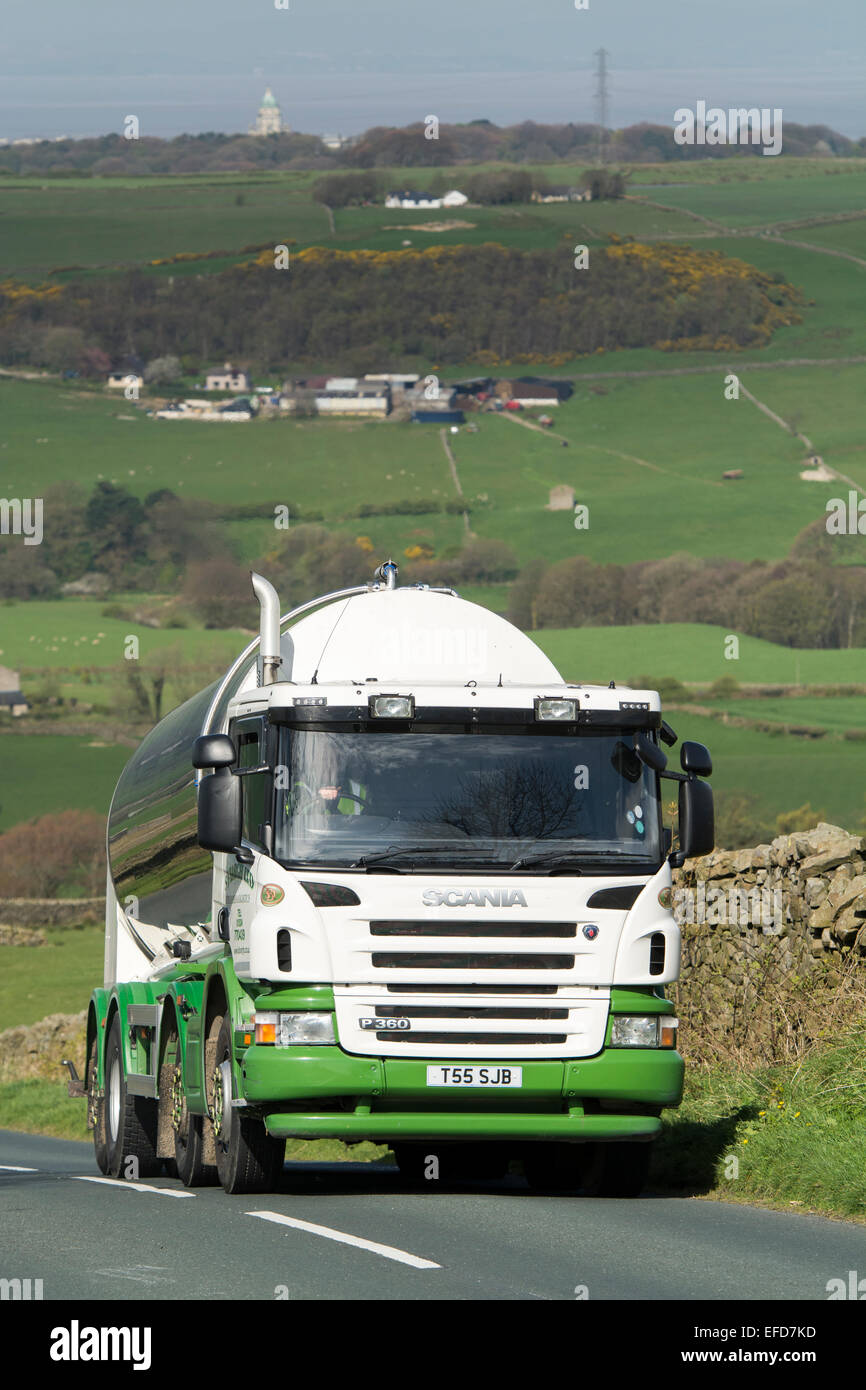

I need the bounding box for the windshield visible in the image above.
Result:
[274,728,661,871]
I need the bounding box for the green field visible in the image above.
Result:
[0,926,103,1027]
[534,624,866,686]
[0,734,129,830]
[660,712,866,832]
[706,696,866,732]
[0,176,329,276]
[638,172,866,228]
[4,357,862,572]
[0,597,249,669]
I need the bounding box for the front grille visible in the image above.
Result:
[370,920,576,938]
[373,1005,569,1020]
[372,952,575,970]
[374,1031,568,1045]
[386,983,559,995]
[335,984,610,1059]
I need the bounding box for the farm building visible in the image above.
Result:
[411,409,465,425]
[530,186,591,203]
[364,373,420,391]
[0,665,27,716]
[403,384,458,412]
[205,364,251,392]
[106,371,143,391]
[315,387,391,416]
[384,190,443,209]
[498,380,563,407]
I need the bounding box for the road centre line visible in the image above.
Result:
[0,1164,38,1172]
[247,1210,441,1270]
[73,1176,195,1198]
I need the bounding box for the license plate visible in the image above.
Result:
[426,1065,523,1088]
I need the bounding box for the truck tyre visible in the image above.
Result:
[208,1014,285,1195]
[160,1018,218,1188]
[596,1141,652,1198]
[104,1014,160,1180]
[86,1031,109,1174]
[523,1142,598,1194]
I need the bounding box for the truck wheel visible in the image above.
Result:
[208,1015,285,1195]
[523,1142,597,1194]
[596,1141,652,1198]
[104,1014,160,1180]
[86,1031,109,1174]
[161,1018,218,1187]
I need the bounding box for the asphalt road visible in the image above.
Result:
[2,1129,865,1301]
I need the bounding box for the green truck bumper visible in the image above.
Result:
[239,1044,684,1143]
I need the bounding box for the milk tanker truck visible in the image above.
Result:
[68,561,713,1196]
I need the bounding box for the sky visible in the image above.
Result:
[1,0,864,142]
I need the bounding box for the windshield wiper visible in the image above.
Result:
[351,845,426,870]
[508,849,584,872]
[351,845,510,871]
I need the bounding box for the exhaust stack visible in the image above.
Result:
[251,572,282,686]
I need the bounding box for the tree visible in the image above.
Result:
[0,810,106,897]
[182,558,257,629]
[84,482,148,583]
[0,547,59,599]
[77,345,112,378]
[144,354,182,384]
[36,326,86,372]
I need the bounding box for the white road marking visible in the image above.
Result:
[73,1176,194,1198]
[247,1210,441,1270]
[0,1164,38,1172]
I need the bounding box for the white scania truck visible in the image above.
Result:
[71,561,713,1196]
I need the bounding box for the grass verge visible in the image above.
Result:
[655,1024,866,1220]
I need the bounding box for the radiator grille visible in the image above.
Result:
[370,920,576,939]
[334,986,610,1060]
[372,952,574,971]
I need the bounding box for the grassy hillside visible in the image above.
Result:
[0,735,129,830]
[3,365,857,571]
[0,927,103,1027]
[533,624,866,685]
[636,171,866,227]
[0,597,249,668]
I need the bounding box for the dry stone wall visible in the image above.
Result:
[672,823,866,1058]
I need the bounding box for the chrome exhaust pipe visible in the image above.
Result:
[251,572,282,685]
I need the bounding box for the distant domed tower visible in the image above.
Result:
[251,87,284,136]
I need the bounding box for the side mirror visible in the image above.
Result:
[677,776,714,861]
[193,734,236,770]
[197,769,242,853]
[681,741,712,777]
[635,733,667,773]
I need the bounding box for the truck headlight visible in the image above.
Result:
[255,1011,335,1045]
[610,1015,678,1048]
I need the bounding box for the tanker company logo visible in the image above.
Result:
[226,862,254,889]
[422,888,528,907]
[260,884,285,905]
